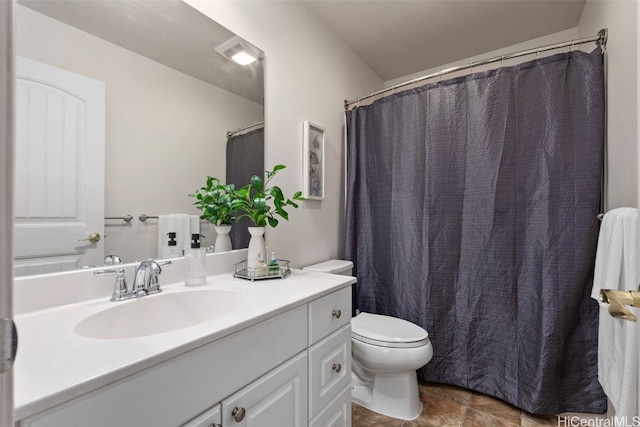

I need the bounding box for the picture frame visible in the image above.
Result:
[302,121,325,200]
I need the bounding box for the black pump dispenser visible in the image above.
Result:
[191,233,201,249]
[167,232,177,247]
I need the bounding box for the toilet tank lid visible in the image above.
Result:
[352,312,428,344]
[302,259,353,274]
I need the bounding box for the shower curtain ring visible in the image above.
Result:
[536,47,540,60]
[501,54,505,67]
[570,39,575,52]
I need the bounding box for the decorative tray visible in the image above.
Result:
[233,259,291,281]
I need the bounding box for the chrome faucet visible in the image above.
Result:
[103,253,123,266]
[94,259,171,302]
[132,259,171,296]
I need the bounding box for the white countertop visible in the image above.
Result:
[14,269,355,421]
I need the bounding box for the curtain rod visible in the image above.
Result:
[227,120,264,138]
[344,29,608,110]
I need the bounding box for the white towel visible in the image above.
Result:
[157,214,201,258]
[591,207,639,419]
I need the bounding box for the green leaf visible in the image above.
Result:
[250,175,263,190]
[268,217,279,227]
[276,207,288,220]
[252,197,266,211]
[269,185,284,201]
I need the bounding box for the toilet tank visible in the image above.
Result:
[303,259,354,276]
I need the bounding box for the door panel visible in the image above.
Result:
[14,56,105,275]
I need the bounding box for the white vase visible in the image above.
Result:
[247,226,266,269]
[214,225,232,253]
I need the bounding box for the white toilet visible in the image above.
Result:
[303,259,433,421]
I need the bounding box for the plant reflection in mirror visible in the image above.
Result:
[189,177,235,226]
[190,165,304,228]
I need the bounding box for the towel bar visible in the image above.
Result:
[105,214,133,223]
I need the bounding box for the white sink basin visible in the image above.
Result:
[75,290,244,339]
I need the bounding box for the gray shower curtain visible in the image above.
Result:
[345,49,606,414]
[226,127,264,249]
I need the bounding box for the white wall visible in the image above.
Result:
[386,28,579,87]
[185,1,383,268]
[577,0,638,209]
[17,5,264,262]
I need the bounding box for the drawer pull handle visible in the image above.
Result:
[332,363,342,373]
[332,309,342,319]
[232,407,246,422]
[210,424,222,427]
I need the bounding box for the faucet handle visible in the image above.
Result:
[147,260,172,294]
[104,253,122,266]
[94,268,130,302]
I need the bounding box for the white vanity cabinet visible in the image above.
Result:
[307,287,352,427]
[16,284,352,427]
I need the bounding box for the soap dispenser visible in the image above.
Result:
[163,232,182,258]
[185,233,206,286]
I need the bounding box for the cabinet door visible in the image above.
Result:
[181,404,221,427]
[222,352,308,427]
[309,387,351,427]
[309,325,351,418]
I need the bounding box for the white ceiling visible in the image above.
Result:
[19,0,264,103]
[303,0,587,81]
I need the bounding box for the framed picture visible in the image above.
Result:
[303,121,325,200]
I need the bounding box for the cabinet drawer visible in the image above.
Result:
[308,287,351,345]
[309,325,351,419]
[309,386,351,427]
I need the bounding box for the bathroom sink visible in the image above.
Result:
[75,290,244,339]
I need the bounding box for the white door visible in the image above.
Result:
[14,57,105,276]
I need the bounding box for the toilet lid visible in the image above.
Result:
[351,313,429,348]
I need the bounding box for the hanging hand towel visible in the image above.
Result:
[157,214,201,258]
[591,207,639,420]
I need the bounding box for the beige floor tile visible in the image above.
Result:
[521,411,557,426]
[463,407,520,427]
[468,392,521,425]
[352,382,561,427]
[352,403,404,427]
[403,394,468,427]
[420,382,473,406]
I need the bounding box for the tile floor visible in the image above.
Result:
[352,382,558,426]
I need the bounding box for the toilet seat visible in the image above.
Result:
[351,313,429,349]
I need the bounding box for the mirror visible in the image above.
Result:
[14,0,264,276]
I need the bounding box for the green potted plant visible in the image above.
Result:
[189,177,234,252]
[229,165,304,267]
